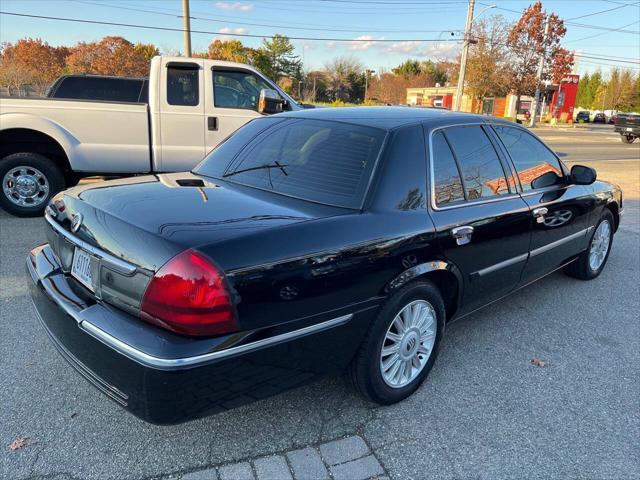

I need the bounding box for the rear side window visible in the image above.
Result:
[167,65,199,106]
[197,118,386,208]
[431,131,464,206]
[52,77,144,102]
[493,126,563,191]
[443,126,509,200]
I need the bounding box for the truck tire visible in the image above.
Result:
[0,152,65,217]
[621,134,636,144]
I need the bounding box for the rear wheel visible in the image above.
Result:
[0,152,65,217]
[348,281,445,405]
[620,134,636,144]
[564,209,614,280]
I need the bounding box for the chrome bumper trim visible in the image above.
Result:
[79,314,353,371]
[45,212,137,276]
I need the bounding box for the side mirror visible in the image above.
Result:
[258,89,284,115]
[570,165,597,185]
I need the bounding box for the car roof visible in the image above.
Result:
[276,106,502,130]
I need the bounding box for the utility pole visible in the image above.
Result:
[364,69,375,103]
[312,76,317,103]
[530,17,550,128]
[182,0,192,57]
[454,0,475,112]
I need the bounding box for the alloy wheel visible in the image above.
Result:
[379,299,437,389]
[589,220,611,271]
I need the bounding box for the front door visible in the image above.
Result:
[492,125,595,284]
[428,125,532,314]
[204,68,281,154]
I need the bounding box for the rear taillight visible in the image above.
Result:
[140,250,237,336]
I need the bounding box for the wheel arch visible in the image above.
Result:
[605,200,620,232]
[0,114,77,176]
[384,260,463,321]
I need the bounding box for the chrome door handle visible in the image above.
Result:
[532,207,549,223]
[451,225,474,246]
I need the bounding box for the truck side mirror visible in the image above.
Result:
[258,89,284,115]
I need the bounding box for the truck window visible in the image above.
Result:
[213,69,279,110]
[52,76,144,102]
[167,65,199,106]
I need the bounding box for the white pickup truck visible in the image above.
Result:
[0,56,300,216]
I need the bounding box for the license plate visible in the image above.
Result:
[626,127,633,131]
[71,247,94,292]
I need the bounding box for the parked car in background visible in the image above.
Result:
[46,74,149,103]
[0,56,299,216]
[28,107,623,424]
[593,112,606,124]
[576,111,590,123]
[614,113,640,143]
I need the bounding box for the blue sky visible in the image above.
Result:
[1,0,638,75]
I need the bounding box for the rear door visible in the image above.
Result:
[428,124,532,314]
[492,125,595,284]
[203,67,281,152]
[157,59,206,172]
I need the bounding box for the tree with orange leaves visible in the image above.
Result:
[506,1,574,108]
[0,38,67,95]
[65,36,153,77]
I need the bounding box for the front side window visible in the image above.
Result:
[443,126,509,200]
[493,126,564,191]
[213,69,278,110]
[432,131,464,206]
[195,118,386,208]
[167,65,199,106]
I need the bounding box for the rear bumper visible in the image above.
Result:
[614,126,639,135]
[28,244,371,424]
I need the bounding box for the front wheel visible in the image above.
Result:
[564,209,614,280]
[620,134,636,144]
[348,281,445,405]
[0,152,65,217]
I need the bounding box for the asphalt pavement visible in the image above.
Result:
[1,125,638,480]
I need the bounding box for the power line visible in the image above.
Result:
[574,53,640,65]
[564,20,640,43]
[565,1,640,21]
[74,0,461,34]
[0,11,464,43]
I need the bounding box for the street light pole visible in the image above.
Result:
[454,0,475,112]
[182,0,192,57]
[530,17,550,128]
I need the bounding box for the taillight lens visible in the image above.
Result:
[140,250,237,336]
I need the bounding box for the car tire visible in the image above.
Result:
[0,152,65,217]
[348,280,445,405]
[564,209,614,280]
[621,134,636,144]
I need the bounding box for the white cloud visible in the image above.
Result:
[215,2,253,12]
[218,27,248,35]
[350,35,384,51]
[325,41,337,50]
[383,41,459,60]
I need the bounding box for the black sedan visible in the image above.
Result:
[28,107,623,424]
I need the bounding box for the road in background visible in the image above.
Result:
[1,127,638,480]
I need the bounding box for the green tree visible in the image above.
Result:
[392,59,422,78]
[576,72,591,108]
[253,34,301,83]
[205,39,252,64]
[420,60,448,85]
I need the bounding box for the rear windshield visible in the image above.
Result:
[195,118,386,209]
[51,76,146,103]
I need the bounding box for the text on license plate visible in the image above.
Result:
[626,127,633,131]
[71,248,94,291]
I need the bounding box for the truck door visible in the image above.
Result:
[203,67,280,153]
[158,60,206,172]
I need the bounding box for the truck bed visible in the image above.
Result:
[0,97,151,173]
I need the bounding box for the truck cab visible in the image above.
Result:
[0,56,300,216]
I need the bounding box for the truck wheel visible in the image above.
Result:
[620,134,636,144]
[0,152,65,217]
